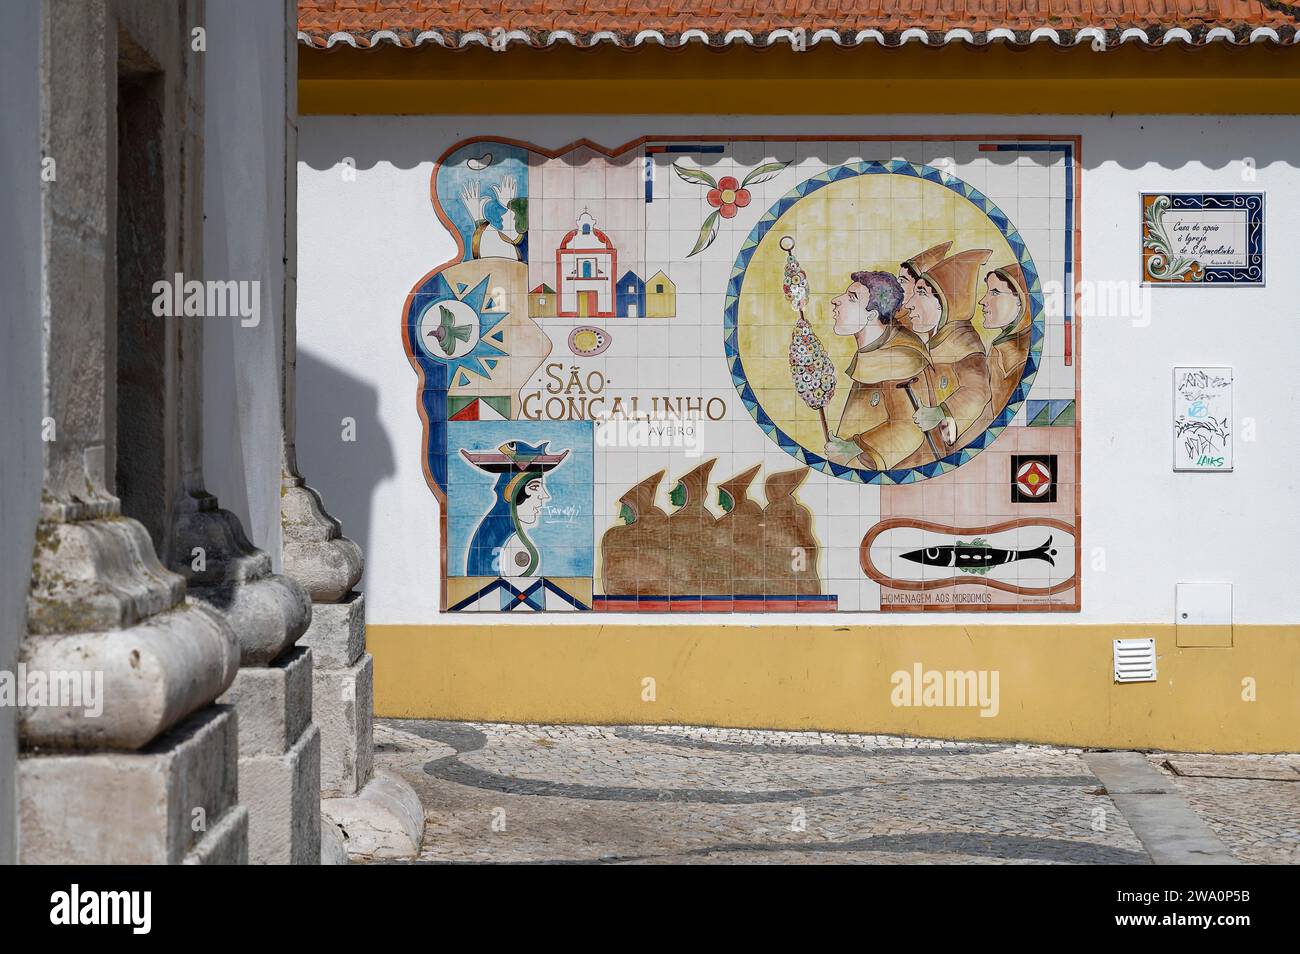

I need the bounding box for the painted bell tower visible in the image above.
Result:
[556,209,617,318]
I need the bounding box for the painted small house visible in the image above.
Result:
[529,283,557,317]
[616,269,645,318]
[645,269,676,317]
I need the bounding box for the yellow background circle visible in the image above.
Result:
[736,172,1018,455]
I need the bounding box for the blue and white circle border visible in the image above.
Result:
[722,159,1046,485]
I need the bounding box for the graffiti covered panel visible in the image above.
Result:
[403,136,1082,612]
[1173,367,1233,473]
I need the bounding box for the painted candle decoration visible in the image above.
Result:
[782,236,835,443]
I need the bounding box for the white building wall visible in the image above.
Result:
[0,0,44,864]
[202,0,289,568]
[297,113,1300,627]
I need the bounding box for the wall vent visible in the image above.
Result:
[1113,637,1157,683]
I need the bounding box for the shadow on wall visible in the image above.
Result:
[295,114,1298,175]
[295,347,396,579]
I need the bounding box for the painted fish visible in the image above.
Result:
[901,536,1057,576]
[426,304,471,356]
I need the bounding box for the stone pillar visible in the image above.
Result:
[20,0,247,863]
[282,460,421,861]
[280,6,422,862]
[176,500,318,865]
[185,0,323,864]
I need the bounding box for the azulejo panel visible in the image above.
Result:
[402,136,1080,613]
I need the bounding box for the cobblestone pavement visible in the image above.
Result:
[369,720,1291,864]
[1143,754,1300,865]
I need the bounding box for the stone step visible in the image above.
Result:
[184,804,250,865]
[300,591,364,669]
[240,723,321,864]
[219,646,314,757]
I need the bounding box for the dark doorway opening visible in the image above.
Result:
[114,37,170,561]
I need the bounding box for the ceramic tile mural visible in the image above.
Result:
[403,136,1082,613]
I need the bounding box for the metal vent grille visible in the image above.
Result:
[1113,637,1157,683]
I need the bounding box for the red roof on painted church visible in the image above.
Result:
[299,0,1297,49]
[559,211,615,251]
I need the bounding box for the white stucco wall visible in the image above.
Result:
[202,0,288,566]
[297,114,1300,627]
[0,0,44,864]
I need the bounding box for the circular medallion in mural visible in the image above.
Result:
[416,295,481,361]
[724,160,1044,484]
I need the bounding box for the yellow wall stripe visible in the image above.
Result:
[369,623,1299,752]
[300,43,1300,115]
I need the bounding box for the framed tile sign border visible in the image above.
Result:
[1141,193,1264,287]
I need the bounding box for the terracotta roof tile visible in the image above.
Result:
[297,0,1299,48]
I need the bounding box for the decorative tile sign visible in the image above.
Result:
[403,136,1082,613]
[1173,367,1233,472]
[1141,193,1264,286]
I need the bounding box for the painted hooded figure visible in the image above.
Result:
[980,263,1034,416]
[472,197,528,261]
[897,240,953,320]
[827,270,933,471]
[668,459,726,594]
[716,463,764,596]
[462,440,568,578]
[459,175,529,262]
[902,248,995,462]
[760,466,821,595]
[600,470,669,596]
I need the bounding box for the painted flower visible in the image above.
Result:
[672,159,790,256]
[706,177,751,219]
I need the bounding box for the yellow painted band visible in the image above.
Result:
[368,623,1299,753]
[300,43,1300,115]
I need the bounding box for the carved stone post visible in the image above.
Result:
[279,4,422,861]
[19,0,246,864]
[187,0,324,864]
